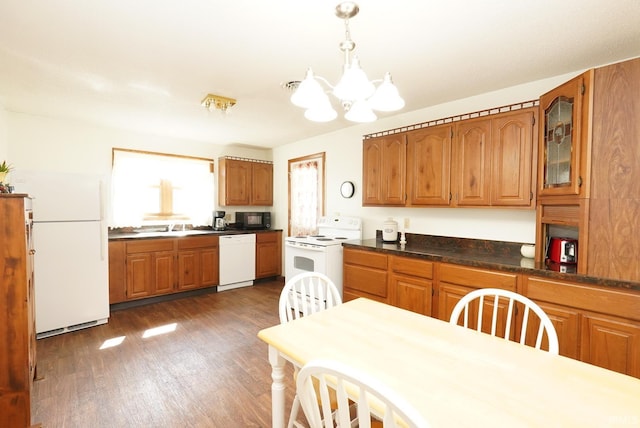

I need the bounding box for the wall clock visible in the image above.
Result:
[340,181,355,198]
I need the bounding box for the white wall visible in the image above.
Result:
[6,111,272,223]
[5,68,583,242]
[272,70,580,244]
[0,105,8,164]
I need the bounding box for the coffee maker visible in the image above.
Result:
[213,210,226,231]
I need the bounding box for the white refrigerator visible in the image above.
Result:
[13,170,110,338]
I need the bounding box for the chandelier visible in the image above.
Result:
[290,1,404,123]
[201,94,236,113]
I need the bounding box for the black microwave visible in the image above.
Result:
[235,212,271,230]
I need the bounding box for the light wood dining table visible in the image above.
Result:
[258,298,640,427]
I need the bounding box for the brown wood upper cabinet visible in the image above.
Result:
[362,134,406,206]
[218,157,273,206]
[454,110,537,207]
[536,57,640,282]
[363,107,537,208]
[406,124,452,206]
[537,71,592,198]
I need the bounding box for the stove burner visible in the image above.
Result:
[333,237,348,240]
[294,235,307,239]
[309,234,326,238]
[316,238,333,241]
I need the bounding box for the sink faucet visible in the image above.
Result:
[166,223,187,232]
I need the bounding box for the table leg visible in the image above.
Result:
[268,345,286,428]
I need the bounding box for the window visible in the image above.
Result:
[111,148,214,227]
[288,152,325,236]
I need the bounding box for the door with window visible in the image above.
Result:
[288,152,325,237]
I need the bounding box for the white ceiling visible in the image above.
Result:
[1,0,639,149]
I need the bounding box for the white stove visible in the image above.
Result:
[285,216,363,248]
[285,216,362,297]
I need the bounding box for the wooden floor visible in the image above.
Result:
[31,280,296,427]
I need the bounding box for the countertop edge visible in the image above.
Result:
[108,229,282,241]
[343,240,640,293]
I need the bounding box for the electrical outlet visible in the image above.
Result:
[404,217,410,229]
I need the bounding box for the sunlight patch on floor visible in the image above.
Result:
[100,336,126,349]
[142,322,177,338]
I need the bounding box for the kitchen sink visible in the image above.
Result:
[134,230,213,238]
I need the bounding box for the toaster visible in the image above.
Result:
[547,237,578,264]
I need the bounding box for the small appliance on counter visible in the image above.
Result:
[547,237,578,264]
[235,211,271,230]
[382,218,398,242]
[213,210,226,231]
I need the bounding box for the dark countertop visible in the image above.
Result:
[344,233,640,293]
[108,228,282,241]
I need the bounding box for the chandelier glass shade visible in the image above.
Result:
[290,2,404,123]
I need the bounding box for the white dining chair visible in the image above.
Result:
[296,359,429,428]
[279,272,342,427]
[449,288,559,354]
[279,272,342,324]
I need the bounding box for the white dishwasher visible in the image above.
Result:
[218,233,256,291]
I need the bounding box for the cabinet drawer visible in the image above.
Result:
[126,239,174,253]
[177,235,219,250]
[344,248,387,270]
[390,256,433,279]
[525,276,640,321]
[439,263,517,290]
[344,265,387,298]
[256,232,278,243]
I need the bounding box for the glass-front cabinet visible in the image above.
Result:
[537,71,592,198]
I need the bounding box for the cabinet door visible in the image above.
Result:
[491,110,535,206]
[343,248,388,302]
[406,125,452,206]
[524,301,580,358]
[362,135,406,206]
[126,253,153,299]
[177,250,200,291]
[440,283,516,339]
[362,138,384,205]
[256,241,280,279]
[538,71,591,197]
[437,263,518,321]
[454,118,492,206]
[256,232,281,279]
[153,251,175,295]
[437,282,474,322]
[581,313,640,378]
[219,158,251,205]
[390,274,433,316]
[200,247,219,286]
[251,162,273,206]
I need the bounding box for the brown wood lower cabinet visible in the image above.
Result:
[437,263,519,322]
[343,248,388,302]
[343,246,640,378]
[109,235,219,303]
[524,275,640,378]
[177,236,219,290]
[256,231,282,279]
[389,256,433,316]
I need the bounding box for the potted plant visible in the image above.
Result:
[0,160,13,184]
